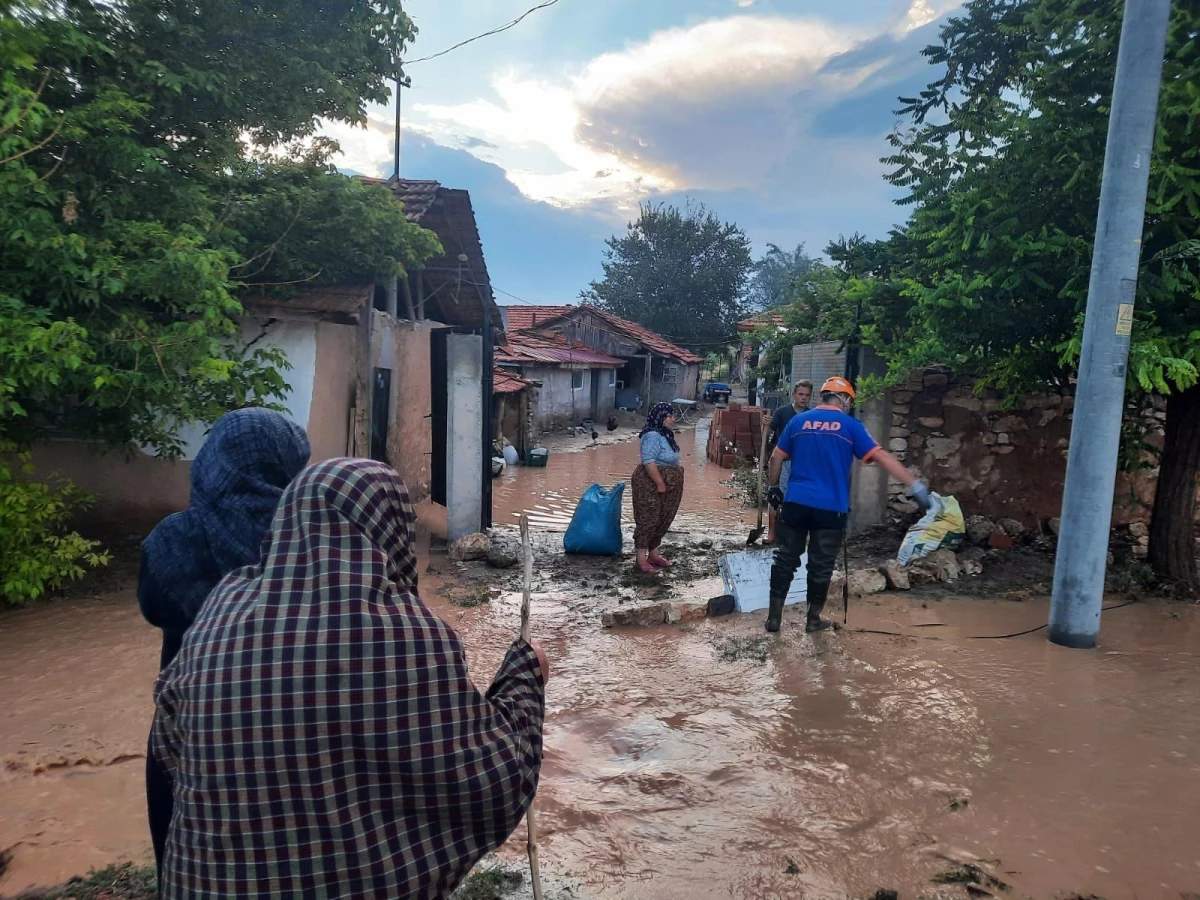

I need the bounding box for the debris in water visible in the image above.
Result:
[707,594,736,617]
[948,797,970,812]
[784,858,801,875]
[872,891,900,900]
[452,866,524,900]
[716,635,770,664]
[931,863,1010,893]
[449,584,493,608]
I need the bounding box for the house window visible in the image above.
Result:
[662,363,681,384]
[608,369,617,388]
[572,370,584,391]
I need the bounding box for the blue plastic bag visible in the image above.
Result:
[563,483,626,556]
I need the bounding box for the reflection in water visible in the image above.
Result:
[493,421,751,531]
[1,433,1199,896]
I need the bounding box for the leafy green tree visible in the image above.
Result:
[0,0,440,602]
[581,202,753,351]
[750,235,912,391]
[881,0,1200,591]
[746,242,817,311]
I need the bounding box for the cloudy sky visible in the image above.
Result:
[324,0,962,305]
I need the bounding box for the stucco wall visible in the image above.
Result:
[646,359,700,407]
[29,316,332,536]
[372,312,435,501]
[308,320,358,461]
[526,367,575,431]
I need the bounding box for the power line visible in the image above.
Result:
[406,0,564,65]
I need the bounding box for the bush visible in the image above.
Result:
[0,442,109,607]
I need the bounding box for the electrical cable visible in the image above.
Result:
[406,0,564,65]
[845,600,1142,641]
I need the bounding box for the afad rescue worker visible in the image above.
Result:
[765,376,932,634]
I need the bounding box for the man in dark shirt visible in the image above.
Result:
[764,380,812,544]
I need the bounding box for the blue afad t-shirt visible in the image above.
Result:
[777,407,880,513]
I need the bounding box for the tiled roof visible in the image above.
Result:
[499,304,702,365]
[359,176,440,222]
[737,312,786,332]
[502,306,575,331]
[495,330,625,367]
[493,368,532,394]
[582,306,702,365]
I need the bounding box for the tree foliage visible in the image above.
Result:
[750,236,913,393]
[0,0,441,602]
[880,0,1200,589]
[745,242,817,311]
[581,202,753,351]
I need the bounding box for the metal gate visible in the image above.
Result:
[371,368,392,463]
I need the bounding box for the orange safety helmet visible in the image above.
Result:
[820,376,856,400]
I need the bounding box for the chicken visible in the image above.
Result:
[591,429,599,441]
[606,416,618,432]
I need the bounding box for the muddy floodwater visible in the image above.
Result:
[492,419,749,531]
[2,430,1199,898]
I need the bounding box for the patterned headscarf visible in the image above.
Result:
[152,459,545,900]
[139,408,310,667]
[639,401,680,452]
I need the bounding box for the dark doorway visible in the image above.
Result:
[430,329,449,506]
[370,368,392,463]
[590,369,602,418]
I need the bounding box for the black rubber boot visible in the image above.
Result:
[765,594,785,633]
[805,583,832,634]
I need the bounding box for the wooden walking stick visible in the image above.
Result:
[519,513,545,900]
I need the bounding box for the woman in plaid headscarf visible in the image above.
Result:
[139,408,310,884]
[151,459,547,899]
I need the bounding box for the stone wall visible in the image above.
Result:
[883,369,1182,541]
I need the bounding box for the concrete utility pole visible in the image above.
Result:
[1049,0,1173,649]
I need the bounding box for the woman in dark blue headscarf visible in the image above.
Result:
[138,407,310,884]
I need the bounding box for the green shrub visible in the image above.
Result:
[0,442,109,607]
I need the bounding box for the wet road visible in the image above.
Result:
[493,420,752,531]
[2,432,1199,897]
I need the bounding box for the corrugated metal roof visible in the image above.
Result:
[495,331,624,367]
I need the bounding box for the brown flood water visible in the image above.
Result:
[3,429,1199,898]
[492,420,751,531]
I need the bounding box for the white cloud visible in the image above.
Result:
[329,6,955,221]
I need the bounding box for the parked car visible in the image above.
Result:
[703,381,732,404]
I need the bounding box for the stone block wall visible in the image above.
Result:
[884,368,1178,534]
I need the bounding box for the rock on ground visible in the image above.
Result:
[849,569,888,595]
[965,515,998,546]
[958,545,986,577]
[602,603,669,628]
[485,542,519,569]
[909,548,961,584]
[449,532,491,562]
[882,559,911,590]
[997,517,1028,538]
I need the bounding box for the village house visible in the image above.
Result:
[34,178,503,541]
[500,304,703,413]
[495,330,625,432]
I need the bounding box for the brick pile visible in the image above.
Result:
[706,402,766,469]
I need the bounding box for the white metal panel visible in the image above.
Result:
[719,549,808,613]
